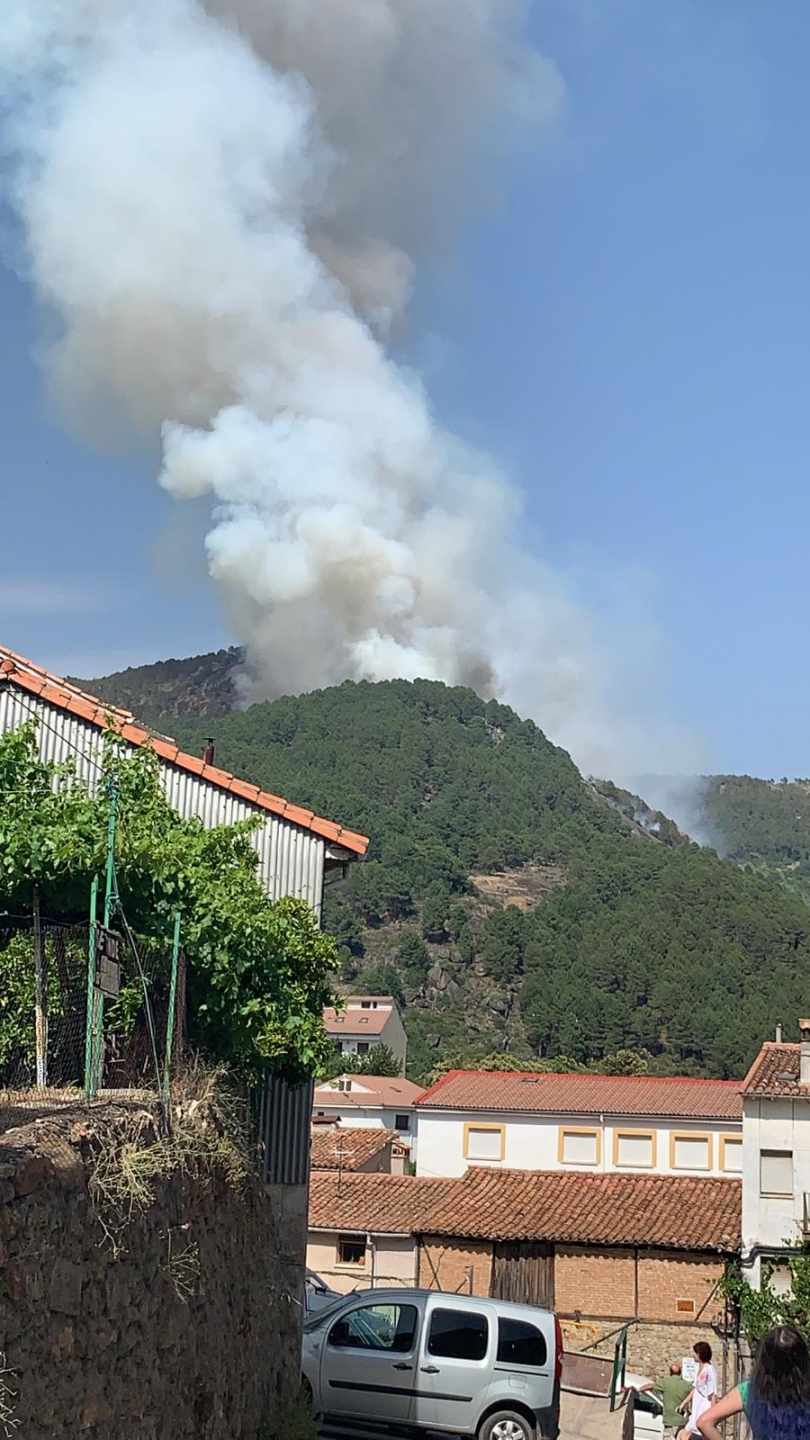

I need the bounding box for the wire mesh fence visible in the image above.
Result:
[0,915,184,1094]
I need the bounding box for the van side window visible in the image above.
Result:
[497,1318,548,1368]
[428,1308,488,1361]
[328,1303,418,1353]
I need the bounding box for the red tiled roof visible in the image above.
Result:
[311,1127,397,1171]
[308,1172,455,1234]
[425,1168,741,1253]
[741,1042,809,1098]
[307,1167,741,1252]
[323,1007,391,1036]
[313,1076,425,1110]
[0,645,368,856]
[417,1069,742,1120]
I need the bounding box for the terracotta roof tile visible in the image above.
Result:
[309,1172,455,1234]
[310,1127,398,1171]
[0,643,368,856]
[313,1076,425,1110]
[742,1042,808,1098]
[228,777,262,803]
[281,802,317,827]
[307,1168,740,1252]
[424,1168,741,1253]
[418,1070,742,1120]
[323,1006,392,1037]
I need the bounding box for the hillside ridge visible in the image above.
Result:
[79,649,810,1083]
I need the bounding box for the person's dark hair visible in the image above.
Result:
[694,1342,713,1364]
[747,1326,810,1440]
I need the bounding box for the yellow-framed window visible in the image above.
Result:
[463,1122,505,1162]
[558,1126,601,1167]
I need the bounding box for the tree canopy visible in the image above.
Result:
[81,667,810,1085]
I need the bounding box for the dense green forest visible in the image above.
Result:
[699,774,810,882]
[82,656,810,1085]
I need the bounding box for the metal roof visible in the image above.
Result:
[0,643,368,913]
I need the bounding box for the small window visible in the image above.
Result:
[464,1125,504,1162]
[497,1318,548,1368]
[760,1150,793,1197]
[428,1308,488,1361]
[328,1303,418,1353]
[671,1134,711,1171]
[721,1136,742,1174]
[560,1128,599,1166]
[614,1130,655,1168]
[357,1042,369,1055]
[337,1235,366,1266]
[395,1113,411,1132]
[361,1001,371,1008]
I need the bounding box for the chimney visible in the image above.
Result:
[203,738,215,766]
[801,1020,810,1086]
[776,1023,783,1043]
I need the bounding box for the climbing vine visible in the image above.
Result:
[722,1254,810,1342]
[0,722,339,1075]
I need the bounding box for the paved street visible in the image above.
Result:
[321,1391,624,1440]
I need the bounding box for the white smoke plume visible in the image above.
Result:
[0,0,699,781]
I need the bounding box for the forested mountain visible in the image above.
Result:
[70,648,242,727]
[698,775,810,892]
[83,654,810,1084]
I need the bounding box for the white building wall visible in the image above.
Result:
[742,1096,810,1272]
[415,1109,742,1180]
[311,1102,417,1154]
[333,1010,408,1066]
[307,1231,418,1292]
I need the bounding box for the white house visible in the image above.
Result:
[312,1074,425,1156]
[741,1022,810,1287]
[0,644,368,915]
[415,1069,743,1180]
[322,995,408,1067]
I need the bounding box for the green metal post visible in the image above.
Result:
[91,779,119,1096]
[103,779,119,928]
[163,912,181,1098]
[84,875,99,1101]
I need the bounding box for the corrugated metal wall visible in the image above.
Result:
[0,682,325,913]
[256,1073,314,1186]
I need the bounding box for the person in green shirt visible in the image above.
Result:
[651,1362,692,1434]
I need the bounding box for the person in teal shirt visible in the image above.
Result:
[698,1325,810,1440]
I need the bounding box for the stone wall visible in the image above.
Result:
[0,1100,307,1439]
[561,1317,726,1382]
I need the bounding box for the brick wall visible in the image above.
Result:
[638,1250,724,1323]
[419,1236,493,1296]
[416,1237,729,1381]
[556,1246,637,1318]
[556,1246,724,1325]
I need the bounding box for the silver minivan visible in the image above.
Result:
[301,1287,561,1440]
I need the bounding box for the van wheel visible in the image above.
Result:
[479,1410,535,1440]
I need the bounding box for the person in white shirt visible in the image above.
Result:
[678,1342,718,1440]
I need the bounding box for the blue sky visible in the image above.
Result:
[2,0,809,778]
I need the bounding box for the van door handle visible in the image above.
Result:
[420,1365,440,1374]
[392,1362,413,1370]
